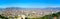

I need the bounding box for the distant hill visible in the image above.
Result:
[44,7,60,10]
[0,7,60,10]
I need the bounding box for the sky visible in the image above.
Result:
[0,0,60,8]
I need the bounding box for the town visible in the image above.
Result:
[0,7,60,19]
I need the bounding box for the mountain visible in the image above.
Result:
[0,7,60,10]
[0,8,5,11]
[44,7,60,10]
[5,7,21,10]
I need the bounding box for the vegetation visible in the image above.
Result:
[27,12,60,19]
[0,15,8,19]
[0,15,18,19]
[0,12,60,19]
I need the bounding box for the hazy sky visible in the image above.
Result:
[0,0,60,8]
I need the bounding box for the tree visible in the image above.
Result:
[0,15,8,19]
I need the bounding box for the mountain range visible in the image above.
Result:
[0,7,60,10]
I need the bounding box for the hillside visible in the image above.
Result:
[0,7,60,18]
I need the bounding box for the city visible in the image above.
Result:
[0,7,60,19]
[0,0,60,19]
